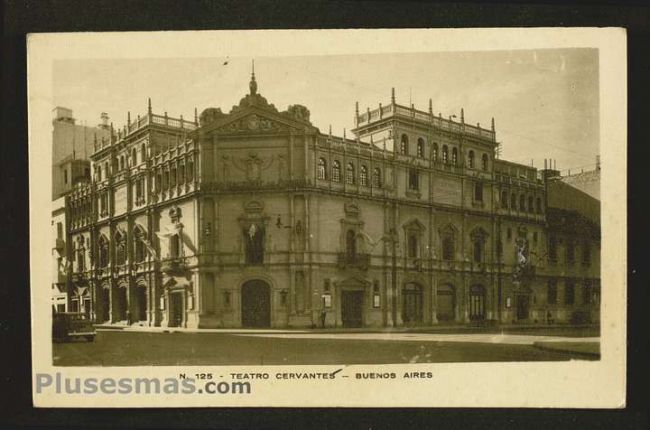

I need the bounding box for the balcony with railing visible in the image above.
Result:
[355,103,496,141]
[161,257,188,275]
[93,112,198,154]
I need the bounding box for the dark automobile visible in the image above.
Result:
[52,312,96,342]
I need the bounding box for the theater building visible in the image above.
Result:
[63,71,600,328]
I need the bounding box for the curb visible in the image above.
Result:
[532,341,600,358]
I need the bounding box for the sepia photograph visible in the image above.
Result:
[28,28,626,408]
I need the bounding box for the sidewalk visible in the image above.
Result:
[94,322,599,337]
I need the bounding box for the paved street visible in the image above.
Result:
[53,329,599,366]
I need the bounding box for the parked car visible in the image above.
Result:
[52,312,96,342]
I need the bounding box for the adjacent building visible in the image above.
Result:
[60,72,600,328]
[52,107,111,200]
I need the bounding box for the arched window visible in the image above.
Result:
[519,194,526,212]
[528,196,534,213]
[442,235,454,261]
[186,159,194,182]
[169,234,180,258]
[400,134,409,155]
[134,227,146,263]
[98,235,109,268]
[332,160,341,182]
[511,193,517,210]
[417,138,425,158]
[442,145,449,164]
[317,158,327,180]
[468,150,475,168]
[115,231,126,265]
[170,166,177,188]
[155,172,162,191]
[132,148,137,165]
[536,197,542,213]
[432,143,438,162]
[482,153,489,171]
[346,163,355,185]
[471,228,487,263]
[372,168,382,188]
[141,143,146,162]
[178,163,185,184]
[452,148,458,166]
[163,170,169,189]
[473,240,483,263]
[360,165,368,186]
[346,230,357,257]
[407,234,418,258]
[501,190,508,208]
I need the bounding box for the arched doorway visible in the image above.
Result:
[469,285,486,321]
[402,283,423,324]
[115,285,128,322]
[136,285,147,322]
[241,280,271,328]
[436,284,455,322]
[100,286,110,323]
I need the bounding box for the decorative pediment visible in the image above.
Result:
[470,226,489,240]
[336,275,371,289]
[221,113,287,133]
[438,223,459,236]
[403,218,425,232]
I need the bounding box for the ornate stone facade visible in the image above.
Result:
[61,73,600,329]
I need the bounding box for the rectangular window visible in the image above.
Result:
[474,182,483,202]
[407,234,418,258]
[582,241,591,266]
[408,169,419,191]
[473,240,483,263]
[442,235,454,261]
[583,280,592,305]
[187,161,194,182]
[169,234,180,258]
[548,236,557,261]
[64,169,68,184]
[567,240,575,265]
[179,164,185,184]
[56,222,63,239]
[565,280,575,305]
[547,280,557,304]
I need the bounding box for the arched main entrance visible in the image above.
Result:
[241,280,271,328]
[436,284,455,322]
[402,283,423,324]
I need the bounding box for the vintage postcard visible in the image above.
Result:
[28,28,626,407]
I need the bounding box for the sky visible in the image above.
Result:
[53,49,599,173]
